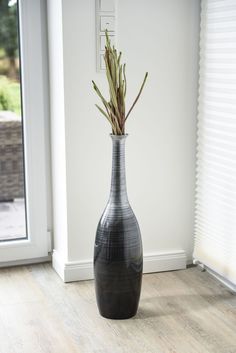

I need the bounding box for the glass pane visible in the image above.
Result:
[0,0,27,241]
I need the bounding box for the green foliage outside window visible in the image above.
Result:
[0,75,21,114]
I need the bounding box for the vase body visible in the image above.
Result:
[94,134,143,319]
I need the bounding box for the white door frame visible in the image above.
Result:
[0,0,51,264]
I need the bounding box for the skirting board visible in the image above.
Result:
[52,249,187,283]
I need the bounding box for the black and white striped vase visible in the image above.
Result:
[94,134,143,319]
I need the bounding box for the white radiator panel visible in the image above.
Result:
[193,0,236,285]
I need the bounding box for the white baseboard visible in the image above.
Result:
[52,249,186,283]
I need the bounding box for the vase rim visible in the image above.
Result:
[110,133,128,140]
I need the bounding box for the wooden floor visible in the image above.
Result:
[0,264,236,353]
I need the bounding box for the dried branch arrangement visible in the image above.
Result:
[92,30,148,135]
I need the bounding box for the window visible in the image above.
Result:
[194,0,236,286]
[0,0,50,264]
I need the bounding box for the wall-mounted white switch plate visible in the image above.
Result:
[100,35,115,50]
[96,0,117,72]
[100,16,115,32]
[100,0,115,12]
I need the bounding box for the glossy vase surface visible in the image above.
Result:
[94,134,143,319]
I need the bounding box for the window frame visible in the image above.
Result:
[0,0,51,263]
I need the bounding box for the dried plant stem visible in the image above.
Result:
[92,30,148,135]
[125,72,148,121]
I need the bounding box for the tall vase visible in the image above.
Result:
[94,134,143,319]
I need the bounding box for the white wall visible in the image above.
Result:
[48,0,200,281]
[47,0,69,266]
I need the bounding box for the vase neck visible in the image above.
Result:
[109,135,129,204]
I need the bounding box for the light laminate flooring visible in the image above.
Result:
[0,264,235,353]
